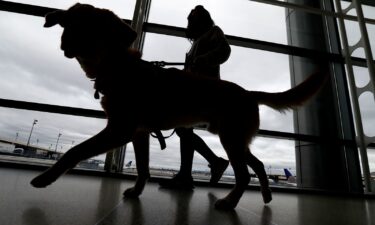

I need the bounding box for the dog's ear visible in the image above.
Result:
[44,10,65,28]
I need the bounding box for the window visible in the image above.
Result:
[0,11,101,110]
[1,0,374,191]
[138,32,295,183]
[5,0,136,19]
[0,107,107,170]
[149,0,287,45]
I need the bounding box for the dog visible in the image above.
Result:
[31,3,328,210]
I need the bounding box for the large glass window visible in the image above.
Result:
[1,0,374,190]
[342,20,375,59]
[337,1,375,58]
[149,0,287,44]
[367,24,375,55]
[363,4,375,19]
[123,124,296,186]
[140,32,295,185]
[368,149,375,175]
[142,33,293,133]
[5,0,136,19]
[0,11,102,110]
[149,0,346,53]
[353,66,375,137]
[0,107,106,169]
[0,10,108,170]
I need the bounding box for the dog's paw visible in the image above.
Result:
[30,168,60,188]
[214,198,236,211]
[261,188,272,204]
[30,175,54,188]
[123,187,142,198]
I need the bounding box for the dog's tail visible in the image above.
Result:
[250,70,328,112]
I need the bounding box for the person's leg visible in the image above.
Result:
[191,132,217,162]
[177,127,194,177]
[159,127,195,189]
[191,132,229,184]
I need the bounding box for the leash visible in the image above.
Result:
[150,129,176,150]
[150,61,186,67]
[92,61,185,99]
[92,61,185,150]
[146,61,186,149]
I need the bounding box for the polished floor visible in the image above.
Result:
[0,167,374,225]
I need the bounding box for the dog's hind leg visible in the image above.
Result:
[246,150,272,204]
[123,130,150,198]
[215,132,251,210]
[31,122,135,188]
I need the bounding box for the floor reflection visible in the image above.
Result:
[158,188,194,225]
[207,192,244,225]
[261,205,273,225]
[4,168,373,225]
[124,198,144,225]
[22,207,50,225]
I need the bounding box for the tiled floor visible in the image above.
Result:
[0,167,374,225]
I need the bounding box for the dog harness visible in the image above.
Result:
[91,60,170,150]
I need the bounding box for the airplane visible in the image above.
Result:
[125,160,133,167]
[282,168,297,186]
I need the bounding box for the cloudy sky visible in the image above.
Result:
[0,0,374,176]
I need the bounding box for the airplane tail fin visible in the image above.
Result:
[284,168,297,183]
[284,168,293,179]
[125,160,133,167]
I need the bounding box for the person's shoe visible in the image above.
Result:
[159,174,195,190]
[209,157,229,184]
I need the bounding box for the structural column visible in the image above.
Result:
[286,0,362,192]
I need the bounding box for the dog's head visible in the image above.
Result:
[44,3,137,59]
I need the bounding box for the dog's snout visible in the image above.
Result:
[61,44,75,59]
[60,44,73,58]
[63,51,75,58]
[60,32,76,58]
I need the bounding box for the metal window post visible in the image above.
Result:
[104,0,152,173]
[131,0,152,50]
[286,0,363,193]
[334,0,375,193]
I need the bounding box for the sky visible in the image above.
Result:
[0,0,375,176]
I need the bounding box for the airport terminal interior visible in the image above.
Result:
[1,0,375,224]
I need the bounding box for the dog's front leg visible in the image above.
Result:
[31,123,135,188]
[123,130,150,198]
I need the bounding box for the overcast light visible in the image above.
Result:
[0,1,374,175]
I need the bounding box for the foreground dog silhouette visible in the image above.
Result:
[31,3,327,210]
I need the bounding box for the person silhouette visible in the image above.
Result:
[160,5,231,189]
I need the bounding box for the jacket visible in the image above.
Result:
[185,26,231,79]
